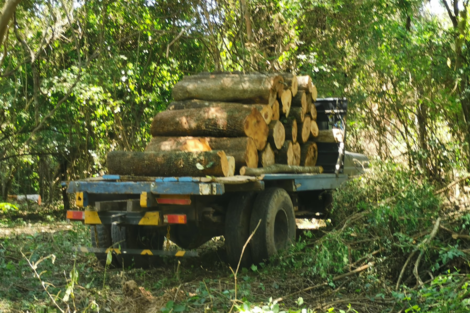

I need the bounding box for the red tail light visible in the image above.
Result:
[164,214,187,224]
[67,210,85,221]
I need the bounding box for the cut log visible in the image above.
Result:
[311,129,344,143]
[145,137,211,152]
[275,140,295,165]
[150,107,268,151]
[311,85,318,102]
[297,75,314,94]
[205,137,259,169]
[291,90,308,115]
[267,121,285,150]
[309,102,317,120]
[300,142,318,166]
[281,73,298,97]
[167,100,273,125]
[172,73,283,106]
[227,156,236,177]
[107,150,232,177]
[259,143,275,167]
[145,136,259,169]
[290,107,305,123]
[293,142,301,166]
[298,116,312,143]
[271,100,280,121]
[279,89,292,117]
[240,165,323,176]
[311,120,319,137]
[284,119,298,143]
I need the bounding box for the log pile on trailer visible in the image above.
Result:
[107,72,346,177]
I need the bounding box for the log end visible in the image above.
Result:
[280,90,292,117]
[302,142,318,166]
[309,104,317,120]
[260,143,275,167]
[311,85,318,102]
[301,116,312,143]
[292,119,298,144]
[260,105,273,125]
[273,121,286,150]
[311,120,319,137]
[271,100,280,121]
[244,108,269,151]
[245,138,259,168]
[217,150,231,177]
[226,156,236,177]
[293,142,301,166]
[286,141,295,165]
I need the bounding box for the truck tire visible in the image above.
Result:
[249,188,296,263]
[90,225,119,267]
[225,192,256,268]
[169,223,211,250]
[111,225,164,268]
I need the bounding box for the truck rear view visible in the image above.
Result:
[66,73,366,268]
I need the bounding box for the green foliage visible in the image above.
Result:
[0,202,18,213]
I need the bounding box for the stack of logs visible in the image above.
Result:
[107,73,344,177]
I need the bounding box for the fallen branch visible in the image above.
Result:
[274,262,375,303]
[413,218,441,286]
[435,174,470,195]
[440,225,470,240]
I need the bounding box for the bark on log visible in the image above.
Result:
[172,73,283,106]
[298,116,312,144]
[271,100,280,121]
[259,143,275,167]
[281,73,298,97]
[205,137,259,169]
[311,129,344,143]
[300,142,318,166]
[279,89,292,117]
[311,120,319,137]
[145,137,211,152]
[275,140,295,165]
[240,165,323,176]
[297,76,314,93]
[284,119,298,143]
[290,107,305,123]
[291,90,308,115]
[150,107,268,151]
[267,120,285,150]
[145,136,259,168]
[107,150,233,177]
[293,142,301,166]
[167,100,273,125]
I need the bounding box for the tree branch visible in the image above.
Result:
[0,0,22,48]
[441,0,458,27]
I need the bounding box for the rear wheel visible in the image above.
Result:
[250,188,296,263]
[225,192,256,268]
[90,225,119,267]
[111,225,164,268]
[169,223,212,250]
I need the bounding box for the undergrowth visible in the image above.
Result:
[1,161,470,312]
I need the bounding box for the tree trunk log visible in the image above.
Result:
[293,142,301,166]
[311,129,344,143]
[311,85,318,102]
[311,120,319,137]
[107,150,233,177]
[146,136,259,169]
[297,76,314,93]
[279,89,292,117]
[271,100,280,121]
[172,73,283,106]
[167,100,273,125]
[267,121,285,150]
[291,90,308,115]
[300,142,318,166]
[309,101,317,120]
[281,73,298,97]
[298,116,312,143]
[284,119,298,143]
[275,140,295,165]
[205,137,259,169]
[240,165,323,176]
[259,143,275,167]
[290,107,305,123]
[145,137,212,152]
[150,107,268,151]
